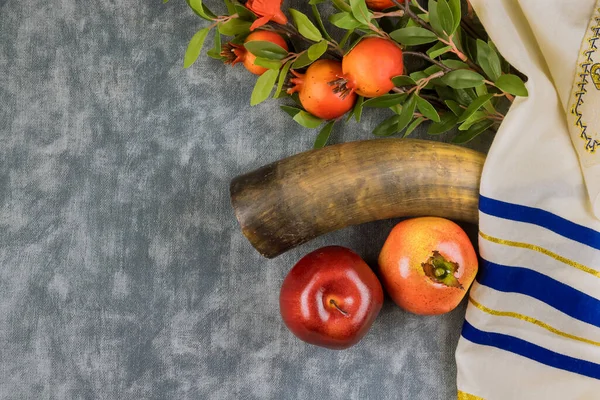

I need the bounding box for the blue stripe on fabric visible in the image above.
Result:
[479,195,600,251]
[462,320,600,380]
[479,259,600,328]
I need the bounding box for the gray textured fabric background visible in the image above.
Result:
[0,0,493,398]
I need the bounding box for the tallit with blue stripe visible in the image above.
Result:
[456,1,600,399]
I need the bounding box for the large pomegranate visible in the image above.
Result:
[337,37,404,98]
[378,217,478,315]
[287,59,357,120]
[221,30,288,75]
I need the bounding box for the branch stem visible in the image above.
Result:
[372,9,405,19]
[403,51,452,72]
[393,0,429,30]
[262,23,343,59]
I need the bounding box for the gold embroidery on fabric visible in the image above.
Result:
[457,390,485,400]
[592,63,600,90]
[479,231,600,278]
[469,297,600,347]
[570,9,600,153]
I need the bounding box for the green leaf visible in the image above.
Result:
[453,88,477,105]
[293,111,324,128]
[475,84,488,96]
[442,70,485,89]
[406,19,419,28]
[437,0,455,35]
[250,68,279,106]
[476,39,502,81]
[448,0,461,33]
[417,13,430,23]
[253,58,282,70]
[457,93,494,122]
[353,96,364,122]
[224,0,237,15]
[230,34,247,45]
[458,111,487,130]
[310,0,327,4]
[428,45,452,59]
[475,84,496,114]
[424,65,443,76]
[280,105,302,117]
[453,119,494,143]
[390,27,438,45]
[339,29,355,48]
[206,29,223,60]
[489,40,511,74]
[186,0,217,20]
[410,71,428,82]
[442,59,469,70]
[461,33,477,60]
[495,74,528,97]
[415,96,441,122]
[233,1,257,21]
[308,40,329,60]
[404,117,426,137]
[329,12,364,29]
[428,112,458,134]
[291,52,313,69]
[349,0,373,26]
[244,41,288,60]
[392,75,417,87]
[184,28,211,68]
[289,9,323,42]
[363,93,407,108]
[331,0,352,12]
[219,19,252,36]
[311,5,334,42]
[428,0,443,37]
[435,86,455,101]
[314,121,335,148]
[444,100,463,116]
[427,42,446,56]
[274,60,293,98]
[396,95,417,133]
[373,114,402,137]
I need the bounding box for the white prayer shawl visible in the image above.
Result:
[455,1,600,399]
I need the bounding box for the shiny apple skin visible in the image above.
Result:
[279,246,384,350]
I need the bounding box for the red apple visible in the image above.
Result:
[279,246,384,350]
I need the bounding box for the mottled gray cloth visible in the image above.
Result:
[0,0,493,398]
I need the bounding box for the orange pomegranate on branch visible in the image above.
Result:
[287,59,357,120]
[221,30,289,75]
[332,37,405,98]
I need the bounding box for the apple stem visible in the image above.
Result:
[329,299,349,316]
